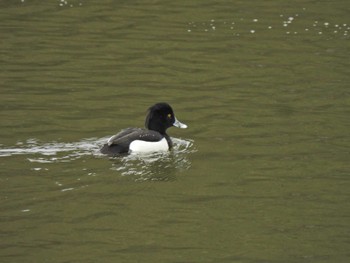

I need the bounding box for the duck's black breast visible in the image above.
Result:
[100,128,165,156]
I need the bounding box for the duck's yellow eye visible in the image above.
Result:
[167,113,172,118]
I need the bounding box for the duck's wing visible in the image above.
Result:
[106,128,140,146]
[107,128,163,146]
[100,128,163,155]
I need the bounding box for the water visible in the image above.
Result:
[1,1,349,262]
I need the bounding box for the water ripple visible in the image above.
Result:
[0,137,104,161]
[0,137,195,180]
[110,138,196,181]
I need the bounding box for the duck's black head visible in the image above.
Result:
[145,102,187,134]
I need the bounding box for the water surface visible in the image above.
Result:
[1,1,349,262]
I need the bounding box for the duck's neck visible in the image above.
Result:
[164,134,173,149]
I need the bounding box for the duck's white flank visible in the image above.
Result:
[129,137,168,153]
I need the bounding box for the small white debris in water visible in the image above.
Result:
[230,27,234,29]
[280,14,284,17]
[288,17,294,21]
[335,24,339,27]
[212,26,216,30]
[32,168,41,171]
[187,29,191,32]
[286,31,290,34]
[334,30,338,33]
[253,19,258,22]
[324,22,329,27]
[250,30,255,33]
[283,23,288,27]
[294,32,298,34]
[305,28,309,31]
[343,24,347,27]
[268,26,272,29]
[61,188,74,192]
[211,19,215,22]
[318,31,323,34]
[21,209,30,212]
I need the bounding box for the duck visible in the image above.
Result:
[100,102,187,156]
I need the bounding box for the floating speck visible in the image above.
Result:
[253,19,258,22]
[283,23,288,27]
[268,26,272,29]
[187,29,191,32]
[211,19,215,22]
[230,27,234,30]
[204,29,208,32]
[294,32,298,34]
[324,22,329,26]
[335,24,339,27]
[61,188,74,192]
[280,14,284,17]
[288,17,294,21]
[334,30,338,33]
[305,28,309,31]
[212,26,216,30]
[318,31,323,34]
[343,24,347,27]
[286,31,290,34]
[21,209,30,212]
[250,30,255,33]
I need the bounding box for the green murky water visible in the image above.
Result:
[1,1,349,262]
